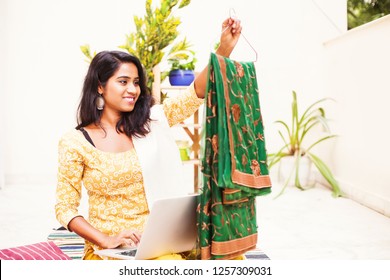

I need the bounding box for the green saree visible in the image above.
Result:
[198,53,272,260]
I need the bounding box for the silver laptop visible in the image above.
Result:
[95,194,199,260]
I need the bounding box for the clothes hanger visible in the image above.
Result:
[219,8,258,62]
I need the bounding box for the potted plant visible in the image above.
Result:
[167,49,196,86]
[267,90,342,198]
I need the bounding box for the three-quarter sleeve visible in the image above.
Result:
[162,83,204,127]
[55,135,84,230]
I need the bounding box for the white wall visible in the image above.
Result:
[3,0,346,187]
[3,0,144,184]
[323,15,390,216]
[0,0,7,189]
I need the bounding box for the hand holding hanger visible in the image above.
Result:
[216,17,242,58]
[216,9,258,62]
[194,13,256,98]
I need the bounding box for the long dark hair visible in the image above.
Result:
[76,50,155,138]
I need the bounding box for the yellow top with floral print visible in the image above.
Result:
[55,84,203,254]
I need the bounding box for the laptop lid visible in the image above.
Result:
[95,194,199,260]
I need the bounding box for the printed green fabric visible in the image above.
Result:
[197,53,272,260]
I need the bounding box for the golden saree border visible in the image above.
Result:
[200,238,257,260]
[222,189,249,204]
[200,245,211,260]
[215,55,271,189]
[211,233,258,256]
[219,246,256,260]
[231,170,272,188]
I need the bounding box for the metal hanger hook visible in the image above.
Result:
[229,8,238,20]
[229,8,258,62]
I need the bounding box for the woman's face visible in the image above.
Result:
[99,62,141,114]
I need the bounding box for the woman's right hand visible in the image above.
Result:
[102,230,142,249]
[68,216,142,249]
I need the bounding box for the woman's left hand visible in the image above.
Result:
[193,17,243,98]
[216,17,242,58]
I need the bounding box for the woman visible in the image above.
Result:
[55,18,242,260]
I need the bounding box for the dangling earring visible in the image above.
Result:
[96,94,104,110]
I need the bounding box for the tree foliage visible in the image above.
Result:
[348,0,390,29]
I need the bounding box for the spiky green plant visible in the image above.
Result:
[81,0,193,91]
[118,0,192,89]
[267,91,342,198]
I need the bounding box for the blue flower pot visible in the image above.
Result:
[169,69,195,86]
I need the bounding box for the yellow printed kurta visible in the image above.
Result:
[55,84,203,258]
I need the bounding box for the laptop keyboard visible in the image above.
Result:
[118,249,137,257]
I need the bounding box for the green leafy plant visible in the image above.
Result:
[80,0,193,91]
[348,0,390,29]
[80,45,96,63]
[167,49,197,71]
[267,91,342,198]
